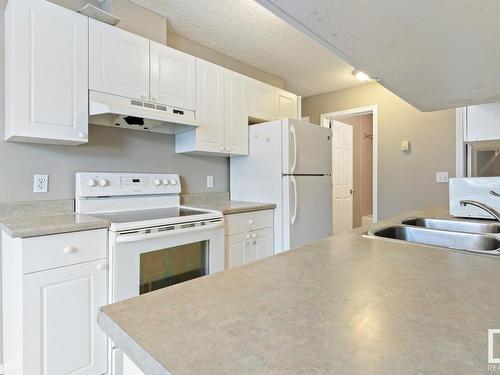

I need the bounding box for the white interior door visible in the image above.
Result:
[331,120,353,234]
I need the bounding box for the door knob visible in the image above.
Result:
[350,189,356,195]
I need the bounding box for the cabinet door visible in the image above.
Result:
[253,228,274,260]
[5,0,88,145]
[224,71,249,155]
[195,59,226,153]
[466,102,500,141]
[24,260,108,375]
[89,18,150,101]
[247,79,276,121]
[225,233,250,268]
[150,41,196,110]
[275,89,298,119]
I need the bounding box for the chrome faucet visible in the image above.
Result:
[460,199,500,222]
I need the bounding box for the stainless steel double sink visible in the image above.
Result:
[366,217,500,255]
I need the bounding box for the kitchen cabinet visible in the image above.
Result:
[465,102,500,142]
[89,18,150,101]
[247,79,276,121]
[247,78,300,122]
[150,41,196,111]
[2,228,108,375]
[224,210,274,268]
[23,260,108,375]
[176,58,249,155]
[4,0,89,145]
[275,88,299,119]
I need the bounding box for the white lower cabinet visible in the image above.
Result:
[24,260,108,375]
[224,210,274,268]
[2,228,108,375]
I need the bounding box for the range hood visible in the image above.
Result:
[89,91,200,134]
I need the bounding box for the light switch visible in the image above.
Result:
[436,172,449,183]
[401,140,410,152]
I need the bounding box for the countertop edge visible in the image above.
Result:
[98,311,172,375]
[0,214,110,239]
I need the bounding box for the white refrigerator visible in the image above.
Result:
[231,118,332,252]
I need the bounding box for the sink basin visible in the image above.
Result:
[402,217,500,234]
[368,225,500,254]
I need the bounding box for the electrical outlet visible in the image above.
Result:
[34,174,49,193]
[207,175,214,188]
[436,172,449,183]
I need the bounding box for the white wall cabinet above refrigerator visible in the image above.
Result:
[465,102,500,142]
[89,19,196,111]
[4,0,89,145]
[247,78,300,122]
[175,59,249,156]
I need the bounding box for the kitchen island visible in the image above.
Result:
[98,208,500,375]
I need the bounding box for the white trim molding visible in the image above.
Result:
[320,105,378,223]
[455,107,467,177]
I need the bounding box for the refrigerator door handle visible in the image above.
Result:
[290,125,297,173]
[291,176,298,224]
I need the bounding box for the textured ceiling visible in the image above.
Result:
[128,0,363,97]
[256,0,500,111]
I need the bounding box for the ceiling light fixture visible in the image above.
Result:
[352,70,371,82]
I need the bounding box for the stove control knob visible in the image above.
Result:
[99,179,109,187]
[162,179,170,185]
[170,179,177,185]
[87,179,97,187]
[153,178,161,186]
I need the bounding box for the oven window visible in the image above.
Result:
[139,241,208,294]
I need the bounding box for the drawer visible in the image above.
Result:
[23,229,107,274]
[224,209,273,236]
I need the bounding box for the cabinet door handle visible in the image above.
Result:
[248,219,254,225]
[97,263,108,271]
[140,94,148,100]
[245,234,251,239]
[78,132,87,139]
[220,146,225,152]
[63,246,77,254]
[226,146,231,152]
[252,233,257,239]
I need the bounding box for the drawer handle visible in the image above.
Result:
[248,219,254,225]
[96,263,108,271]
[63,246,77,254]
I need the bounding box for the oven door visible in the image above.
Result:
[109,219,224,303]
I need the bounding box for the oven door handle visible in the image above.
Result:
[115,220,224,243]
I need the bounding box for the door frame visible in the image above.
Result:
[320,105,378,223]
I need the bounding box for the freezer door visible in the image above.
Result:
[282,119,332,175]
[282,175,332,250]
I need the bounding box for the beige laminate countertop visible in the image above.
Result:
[192,200,276,215]
[0,213,109,238]
[98,207,500,375]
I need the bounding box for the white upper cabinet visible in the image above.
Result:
[150,41,196,110]
[176,58,249,156]
[465,102,500,142]
[5,0,89,145]
[275,88,298,119]
[247,78,299,121]
[89,18,150,101]
[247,79,276,121]
[224,71,249,155]
[193,58,225,153]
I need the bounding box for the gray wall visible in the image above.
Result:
[302,82,456,219]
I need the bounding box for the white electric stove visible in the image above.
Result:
[75,172,224,375]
